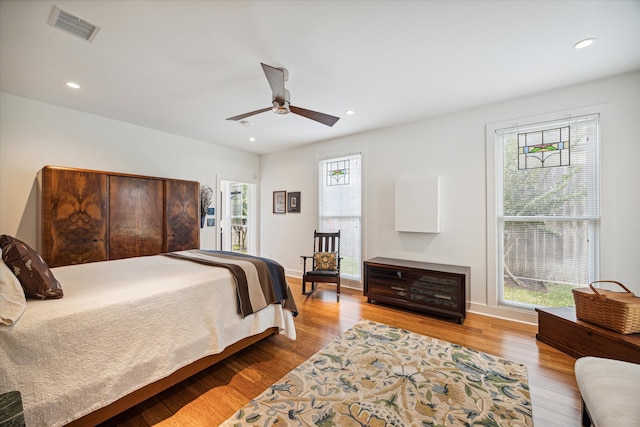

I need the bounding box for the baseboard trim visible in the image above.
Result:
[468,302,538,325]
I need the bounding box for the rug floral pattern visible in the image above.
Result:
[222,320,533,426]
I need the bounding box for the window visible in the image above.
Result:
[318,153,362,280]
[495,114,599,309]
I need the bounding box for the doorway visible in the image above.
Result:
[219,180,257,255]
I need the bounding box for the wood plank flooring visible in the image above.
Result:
[100,278,581,426]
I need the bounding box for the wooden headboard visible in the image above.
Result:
[39,166,200,267]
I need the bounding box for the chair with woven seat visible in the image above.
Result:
[300,230,341,301]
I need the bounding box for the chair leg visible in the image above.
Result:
[336,281,340,301]
[302,281,318,296]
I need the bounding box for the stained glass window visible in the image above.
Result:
[518,126,570,169]
[326,159,350,186]
[495,113,599,310]
[319,154,362,280]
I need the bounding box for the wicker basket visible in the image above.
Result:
[572,280,640,334]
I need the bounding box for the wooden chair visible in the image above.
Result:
[301,230,341,301]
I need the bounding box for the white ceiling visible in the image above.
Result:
[1,1,639,154]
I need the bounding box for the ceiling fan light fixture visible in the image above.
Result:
[272,100,290,115]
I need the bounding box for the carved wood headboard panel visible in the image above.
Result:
[39,166,200,267]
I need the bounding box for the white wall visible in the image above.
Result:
[0,93,260,250]
[260,71,640,323]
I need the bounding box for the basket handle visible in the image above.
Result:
[588,280,632,302]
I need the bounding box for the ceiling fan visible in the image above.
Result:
[226,63,340,127]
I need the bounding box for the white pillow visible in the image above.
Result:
[0,249,27,326]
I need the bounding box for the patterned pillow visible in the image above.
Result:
[0,235,63,300]
[314,251,337,271]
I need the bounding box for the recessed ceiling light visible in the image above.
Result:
[345,109,355,115]
[574,38,595,49]
[66,82,80,89]
[249,137,256,142]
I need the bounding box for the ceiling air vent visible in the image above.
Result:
[47,6,100,42]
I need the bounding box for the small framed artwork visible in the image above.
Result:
[206,218,215,226]
[287,191,301,213]
[273,191,286,214]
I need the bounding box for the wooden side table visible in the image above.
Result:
[536,306,640,363]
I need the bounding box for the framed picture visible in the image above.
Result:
[273,191,286,214]
[287,191,301,213]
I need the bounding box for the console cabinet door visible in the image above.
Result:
[165,179,200,251]
[109,176,164,259]
[41,167,108,267]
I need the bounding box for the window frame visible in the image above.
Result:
[317,152,363,281]
[486,107,602,312]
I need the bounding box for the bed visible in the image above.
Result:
[0,248,297,427]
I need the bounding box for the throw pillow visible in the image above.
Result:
[0,235,63,300]
[314,251,337,271]
[0,252,27,326]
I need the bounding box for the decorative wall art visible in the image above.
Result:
[273,191,286,214]
[200,185,213,228]
[287,192,301,213]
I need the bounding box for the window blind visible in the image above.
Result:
[318,153,362,279]
[495,114,599,305]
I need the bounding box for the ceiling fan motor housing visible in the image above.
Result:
[272,89,291,114]
[272,101,290,114]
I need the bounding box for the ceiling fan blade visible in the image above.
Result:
[290,105,340,127]
[226,107,272,121]
[261,63,286,105]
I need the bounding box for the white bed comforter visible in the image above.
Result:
[0,254,296,427]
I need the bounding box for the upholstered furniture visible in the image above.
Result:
[574,356,640,427]
[1,252,297,426]
[300,230,341,301]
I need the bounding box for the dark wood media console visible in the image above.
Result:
[536,306,640,364]
[364,257,470,324]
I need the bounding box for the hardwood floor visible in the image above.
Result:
[100,278,581,426]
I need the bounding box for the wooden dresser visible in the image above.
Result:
[363,257,470,324]
[38,166,200,267]
[536,306,640,364]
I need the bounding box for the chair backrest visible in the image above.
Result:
[313,230,340,255]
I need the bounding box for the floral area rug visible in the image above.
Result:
[221,319,533,426]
